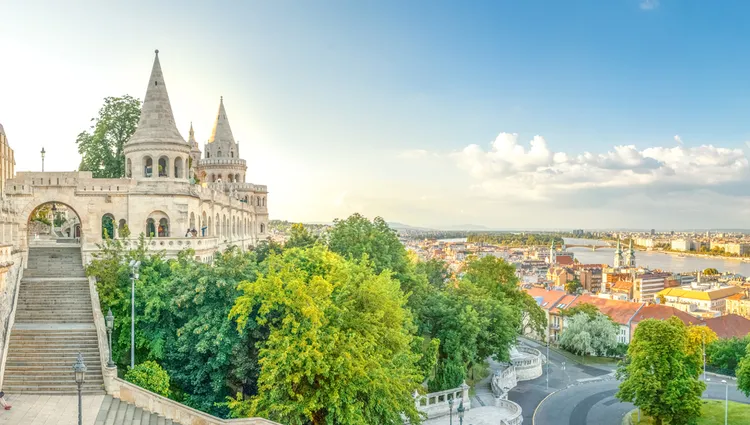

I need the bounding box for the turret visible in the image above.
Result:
[614,237,623,268]
[197,97,247,184]
[124,50,191,181]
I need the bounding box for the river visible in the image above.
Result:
[564,238,750,275]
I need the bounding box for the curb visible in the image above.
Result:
[531,388,562,425]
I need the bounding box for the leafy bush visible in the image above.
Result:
[125,360,171,397]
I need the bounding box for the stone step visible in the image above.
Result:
[95,396,180,425]
[1,384,105,395]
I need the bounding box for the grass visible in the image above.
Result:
[630,400,750,425]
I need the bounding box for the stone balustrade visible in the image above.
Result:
[497,398,523,425]
[0,251,23,390]
[491,364,518,398]
[415,382,471,419]
[511,346,544,381]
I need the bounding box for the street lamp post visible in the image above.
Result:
[703,333,707,381]
[73,352,87,425]
[40,147,45,172]
[105,309,115,368]
[546,338,550,390]
[457,400,465,425]
[128,260,141,369]
[722,379,728,425]
[448,398,454,425]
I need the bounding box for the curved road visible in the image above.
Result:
[533,379,750,425]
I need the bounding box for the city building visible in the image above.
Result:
[0,124,15,196]
[724,294,750,320]
[703,314,750,339]
[658,286,744,316]
[633,272,670,303]
[629,304,700,337]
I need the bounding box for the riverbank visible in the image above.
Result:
[646,249,750,263]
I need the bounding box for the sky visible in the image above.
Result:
[2,0,750,230]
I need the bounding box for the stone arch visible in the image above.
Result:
[217,150,222,157]
[158,156,169,177]
[228,174,234,183]
[143,156,153,177]
[260,223,265,234]
[206,151,210,159]
[230,151,234,158]
[126,158,132,178]
[147,211,170,237]
[256,197,260,207]
[101,213,115,239]
[118,219,127,237]
[23,200,85,249]
[235,173,240,182]
[174,157,184,179]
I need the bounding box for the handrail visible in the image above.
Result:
[497,398,523,425]
[0,252,22,390]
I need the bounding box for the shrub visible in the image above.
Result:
[125,360,171,397]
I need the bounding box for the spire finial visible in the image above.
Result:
[155,49,159,56]
[220,96,223,103]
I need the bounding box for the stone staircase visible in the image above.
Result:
[2,246,104,394]
[96,395,181,425]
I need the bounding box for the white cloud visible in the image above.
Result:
[674,135,683,145]
[450,132,748,201]
[640,0,660,10]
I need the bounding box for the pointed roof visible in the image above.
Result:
[188,122,200,151]
[615,238,622,253]
[126,50,187,148]
[207,96,236,146]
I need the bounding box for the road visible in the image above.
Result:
[533,378,750,425]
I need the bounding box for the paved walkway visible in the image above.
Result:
[0,394,104,425]
[423,406,515,425]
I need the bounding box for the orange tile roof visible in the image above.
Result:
[612,281,632,291]
[523,287,567,311]
[556,256,574,265]
[550,294,578,314]
[567,295,644,325]
[726,293,745,301]
[703,314,750,339]
[630,304,701,327]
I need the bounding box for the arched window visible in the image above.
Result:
[146,218,156,237]
[118,219,127,237]
[147,211,169,237]
[256,197,260,206]
[201,212,207,237]
[126,159,132,178]
[102,214,115,239]
[159,218,169,237]
[158,157,169,177]
[212,174,216,182]
[189,212,195,230]
[217,150,222,157]
[262,197,266,207]
[235,173,240,182]
[206,151,210,159]
[174,157,184,179]
[216,214,220,236]
[228,174,234,183]
[223,215,228,238]
[231,151,234,158]
[144,156,153,177]
[260,223,265,234]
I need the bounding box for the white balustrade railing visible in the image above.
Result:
[497,398,523,425]
[491,365,518,397]
[415,382,471,419]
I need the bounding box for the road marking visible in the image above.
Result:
[532,388,561,425]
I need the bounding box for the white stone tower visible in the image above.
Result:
[614,238,623,268]
[187,123,201,180]
[549,240,556,264]
[124,50,191,181]
[626,239,636,268]
[198,97,247,184]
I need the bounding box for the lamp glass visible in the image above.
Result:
[73,353,87,384]
[457,401,465,418]
[105,309,114,330]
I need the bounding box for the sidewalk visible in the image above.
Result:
[0,394,104,425]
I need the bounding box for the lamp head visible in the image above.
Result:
[105,308,114,331]
[457,401,465,418]
[73,352,87,384]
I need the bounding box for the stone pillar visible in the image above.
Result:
[413,390,420,410]
[461,381,470,408]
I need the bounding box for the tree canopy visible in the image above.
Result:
[559,312,618,357]
[77,95,141,178]
[616,317,705,425]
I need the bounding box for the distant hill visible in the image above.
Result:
[387,222,437,231]
[437,224,491,231]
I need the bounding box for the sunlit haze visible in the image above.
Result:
[3,0,750,229]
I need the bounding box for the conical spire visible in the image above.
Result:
[188,122,199,149]
[208,96,236,146]
[126,50,187,147]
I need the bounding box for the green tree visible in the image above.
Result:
[737,343,750,396]
[616,317,705,425]
[125,360,171,397]
[53,212,67,227]
[285,223,317,249]
[102,215,114,239]
[229,246,423,425]
[706,336,750,375]
[30,205,52,225]
[415,258,450,289]
[561,303,599,320]
[703,268,719,275]
[559,312,618,357]
[76,95,141,178]
[328,213,409,278]
[565,279,582,294]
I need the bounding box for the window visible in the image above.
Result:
[217,150,222,157]
[235,173,240,182]
[126,158,132,178]
[118,219,127,237]
[146,218,156,237]
[206,151,210,159]
[159,218,169,237]
[189,212,195,230]
[144,156,153,177]
[158,157,169,177]
[102,214,115,239]
[260,223,265,234]
[231,151,234,157]
[174,157,184,179]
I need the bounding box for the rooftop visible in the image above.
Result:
[703,314,750,339]
[567,295,644,325]
[630,304,701,327]
[658,286,744,301]
[524,287,567,311]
